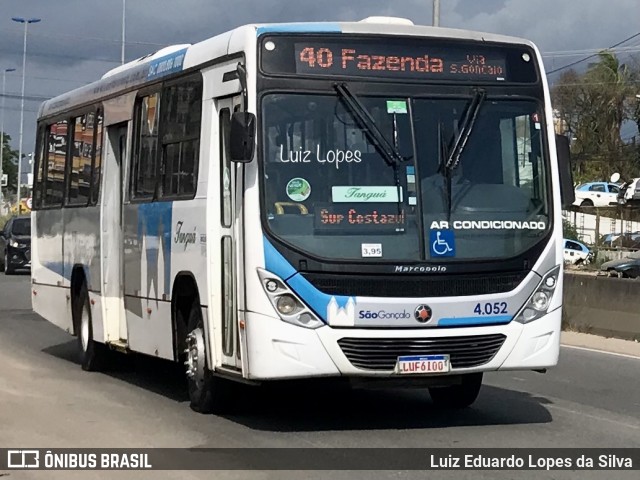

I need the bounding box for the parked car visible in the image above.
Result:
[600,251,640,278]
[0,215,31,274]
[573,182,620,207]
[600,232,640,249]
[563,238,593,265]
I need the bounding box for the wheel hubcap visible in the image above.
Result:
[80,306,90,352]
[184,327,205,386]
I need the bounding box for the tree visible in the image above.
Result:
[1,132,18,194]
[551,51,637,183]
[563,218,580,241]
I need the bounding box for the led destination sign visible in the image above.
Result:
[261,36,538,83]
[296,44,505,81]
[314,203,406,234]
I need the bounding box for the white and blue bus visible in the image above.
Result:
[31,16,574,412]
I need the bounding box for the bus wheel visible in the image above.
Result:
[74,283,109,371]
[428,373,483,408]
[184,304,231,413]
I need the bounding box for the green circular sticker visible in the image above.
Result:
[286,178,311,202]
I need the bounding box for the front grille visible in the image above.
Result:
[302,272,527,297]
[337,334,506,371]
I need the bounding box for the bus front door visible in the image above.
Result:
[101,122,128,345]
[215,96,244,371]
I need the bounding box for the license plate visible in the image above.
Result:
[395,355,450,374]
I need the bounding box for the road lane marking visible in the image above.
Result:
[546,403,640,431]
[561,344,640,360]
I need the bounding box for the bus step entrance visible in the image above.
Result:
[107,340,129,353]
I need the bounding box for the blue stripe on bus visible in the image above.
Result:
[146,48,188,80]
[263,236,352,322]
[286,273,352,323]
[43,261,91,286]
[137,201,173,297]
[438,315,512,326]
[263,237,297,280]
[256,23,341,35]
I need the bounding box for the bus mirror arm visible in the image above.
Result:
[230,111,256,163]
[236,63,248,112]
[556,134,575,208]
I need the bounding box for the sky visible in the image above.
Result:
[0,0,639,157]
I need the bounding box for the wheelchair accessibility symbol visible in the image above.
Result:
[429,230,456,258]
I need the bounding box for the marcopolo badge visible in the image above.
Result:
[286,178,311,202]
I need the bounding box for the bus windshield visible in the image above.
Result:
[261,92,549,262]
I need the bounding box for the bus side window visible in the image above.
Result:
[67,114,92,206]
[32,125,46,210]
[131,92,160,200]
[44,120,68,208]
[159,74,202,199]
[91,111,103,205]
[220,108,232,227]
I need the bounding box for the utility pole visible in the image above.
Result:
[122,0,126,65]
[12,17,41,215]
[1,68,16,204]
[433,0,440,27]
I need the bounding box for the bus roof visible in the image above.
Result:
[38,17,537,119]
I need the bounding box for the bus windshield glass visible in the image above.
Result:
[261,92,549,262]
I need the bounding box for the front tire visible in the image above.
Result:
[74,283,109,371]
[429,373,483,408]
[183,303,232,413]
[580,199,594,207]
[4,250,14,275]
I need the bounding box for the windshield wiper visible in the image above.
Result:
[334,83,406,167]
[440,88,486,222]
[446,88,486,170]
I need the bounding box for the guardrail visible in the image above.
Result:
[563,273,640,341]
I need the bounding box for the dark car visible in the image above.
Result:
[600,250,640,278]
[0,216,31,274]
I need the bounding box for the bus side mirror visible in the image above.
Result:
[556,134,575,208]
[230,112,256,163]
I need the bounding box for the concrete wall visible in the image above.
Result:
[596,249,638,263]
[563,273,640,341]
[563,209,640,245]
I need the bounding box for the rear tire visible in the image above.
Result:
[182,302,232,414]
[429,373,483,409]
[74,282,109,371]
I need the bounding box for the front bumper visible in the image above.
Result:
[6,246,31,270]
[243,308,561,380]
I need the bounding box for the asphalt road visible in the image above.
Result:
[0,273,638,480]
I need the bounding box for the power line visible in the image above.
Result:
[26,31,166,48]
[547,32,640,74]
[0,106,39,113]
[0,48,126,65]
[542,45,640,58]
[0,93,51,102]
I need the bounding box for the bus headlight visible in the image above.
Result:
[257,268,324,329]
[514,265,560,324]
[276,295,297,315]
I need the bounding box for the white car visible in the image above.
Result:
[563,238,593,265]
[573,182,620,207]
